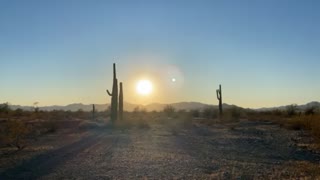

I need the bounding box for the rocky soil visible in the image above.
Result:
[1,119,320,179]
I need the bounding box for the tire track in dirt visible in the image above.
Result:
[41,131,128,179]
[0,131,113,179]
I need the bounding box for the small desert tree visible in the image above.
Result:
[0,102,10,115]
[163,105,175,118]
[14,108,24,117]
[33,102,39,113]
[286,104,298,117]
[305,106,316,116]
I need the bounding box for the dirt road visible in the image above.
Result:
[1,120,320,179]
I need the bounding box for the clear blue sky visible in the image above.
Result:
[1,0,319,108]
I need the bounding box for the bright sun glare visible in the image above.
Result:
[136,80,153,95]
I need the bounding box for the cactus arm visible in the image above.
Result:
[216,90,221,100]
[107,89,112,96]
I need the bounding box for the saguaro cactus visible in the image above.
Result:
[216,84,223,116]
[92,104,95,120]
[119,82,123,121]
[107,63,118,123]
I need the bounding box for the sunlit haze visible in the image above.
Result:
[1,0,320,108]
[136,80,153,96]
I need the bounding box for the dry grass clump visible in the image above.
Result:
[247,108,320,145]
[0,120,31,150]
[303,115,320,141]
[285,117,305,130]
[275,115,320,141]
[193,107,246,127]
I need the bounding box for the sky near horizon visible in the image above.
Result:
[1,0,320,108]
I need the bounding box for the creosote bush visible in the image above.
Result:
[190,109,200,118]
[0,120,30,150]
[286,104,298,117]
[246,108,320,145]
[163,105,175,118]
[202,106,218,119]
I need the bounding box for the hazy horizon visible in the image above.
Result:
[6,100,320,110]
[1,0,320,108]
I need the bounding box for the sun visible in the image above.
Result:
[136,79,153,95]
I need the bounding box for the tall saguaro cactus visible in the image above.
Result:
[107,63,118,123]
[119,82,123,121]
[92,104,95,120]
[216,84,223,116]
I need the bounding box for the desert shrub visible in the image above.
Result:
[305,106,316,116]
[0,102,10,113]
[0,120,30,150]
[34,107,39,113]
[0,102,11,117]
[286,104,298,117]
[272,109,283,116]
[133,106,140,114]
[190,109,200,118]
[303,115,320,141]
[202,107,218,119]
[246,110,286,122]
[131,106,148,120]
[284,115,320,134]
[48,110,67,120]
[74,108,88,119]
[163,105,175,117]
[230,107,242,120]
[221,107,243,122]
[217,107,244,123]
[42,119,58,133]
[14,108,24,117]
[133,106,146,114]
[150,110,159,119]
[287,117,305,130]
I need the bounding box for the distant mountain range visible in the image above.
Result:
[9,102,237,112]
[8,101,320,112]
[256,101,320,111]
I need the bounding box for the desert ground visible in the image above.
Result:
[1,115,320,180]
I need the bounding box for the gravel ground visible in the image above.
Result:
[1,120,320,179]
